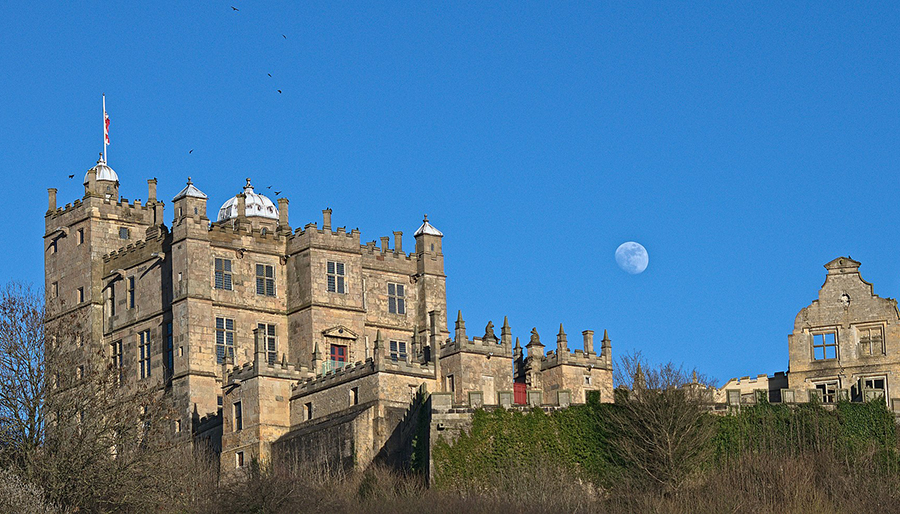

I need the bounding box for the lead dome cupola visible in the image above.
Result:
[216,178,279,222]
[83,157,119,184]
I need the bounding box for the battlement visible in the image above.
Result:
[291,356,435,398]
[208,221,290,244]
[226,355,310,386]
[101,228,168,267]
[361,241,414,262]
[540,346,610,370]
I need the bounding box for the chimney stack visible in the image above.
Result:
[393,231,403,252]
[380,236,390,253]
[582,330,594,354]
[236,193,247,220]
[277,198,289,228]
[147,179,157,203]
[48,188,57,211]
[323,208,332,230]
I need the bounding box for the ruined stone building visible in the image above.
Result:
[43,156,614,474]
[715,256,900,412]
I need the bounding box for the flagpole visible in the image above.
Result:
[102,94,107,163]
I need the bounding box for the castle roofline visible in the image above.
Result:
[172,178,208,201]
[414,215,443,237]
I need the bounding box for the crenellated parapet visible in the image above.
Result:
[441,311,514,359]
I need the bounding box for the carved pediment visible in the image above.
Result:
[322,325,358,340]
[824,256,861,272]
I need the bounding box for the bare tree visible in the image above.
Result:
[0,282,216,512]
[609,351,717,493]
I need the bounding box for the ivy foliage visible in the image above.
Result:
[431,396,899,487]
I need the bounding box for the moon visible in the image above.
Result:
[615,242,649,275]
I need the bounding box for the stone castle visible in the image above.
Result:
[43,157,615,474]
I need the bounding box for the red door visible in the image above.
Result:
[514,383,527,405]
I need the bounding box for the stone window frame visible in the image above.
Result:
[215,317,235,364]
[214,258,233,291]
[812,379,839,404]
[811,328,839,361]
[138,329,151,379]
[350,387,359,406]
[304,402,313,421]
[255,264,276,297]
[164,322,174,380]
[233,401,243,431]
[51,281,58,299]
[77,228,84,245]
[389,340,408,362]
[127,276,135,309]
[851,374,888,403]
[387,282,406,315]
[329,344,347,368]
[257,323,277,364]
[326,261,346,294]
[77,287,84,304]
[236,451,245,468]
[854,322,885,357]
[119,227,129,240]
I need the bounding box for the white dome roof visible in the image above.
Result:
[217,178,279,222]
[83,158,119,185]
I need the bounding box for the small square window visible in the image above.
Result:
[814,381,838,404]
[119,227,129,239]
[584,375,592,385]
[127,277,135,309]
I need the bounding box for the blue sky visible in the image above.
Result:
[3,2,900,383]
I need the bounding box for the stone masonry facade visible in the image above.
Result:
[44,158,615,476]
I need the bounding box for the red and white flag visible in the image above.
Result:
[104,110,110,145]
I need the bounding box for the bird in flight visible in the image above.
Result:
[231,6,239,11]
[68,174,75,179]
[267,73,272,77]
[275,191,282,195]
[189,149,193,154]
[267,185,272,189]
[277,90,282,93]
[282,34,287,39]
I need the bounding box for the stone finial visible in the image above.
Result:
[557,323,568,352]
[312,342,323,372]
[601,329,612,356]
[483,321,497,343]
[253,328,266,365]
[634,363,646,390]
[501,316,512,346]
[514,336,521,350]
[375,330,383,350]
[455,310,467,343]
[281,353,287,367]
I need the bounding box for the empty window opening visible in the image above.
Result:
[77,287,84,303]
[813,332,838,360]
[236,451,245,468]
[351,387,359,406]
[815,381,838,404]
[127,276,135,309]
[233,401,243,431]
[304,402,313,421]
